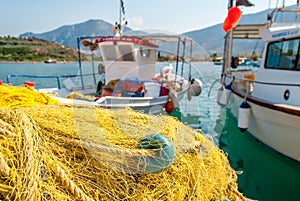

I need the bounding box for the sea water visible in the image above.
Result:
[0,62,300,201]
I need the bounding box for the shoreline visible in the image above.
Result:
[0,61,78,64]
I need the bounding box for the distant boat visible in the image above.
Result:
[44,59,57,64]
[213,57,223,65]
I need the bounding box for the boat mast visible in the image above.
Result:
[221,0,236,83]
[77,37,84,90]
[119,0,122,35]
[117,0,126,36]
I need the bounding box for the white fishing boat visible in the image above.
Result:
[218,0,300,162]
[87,34,201,113]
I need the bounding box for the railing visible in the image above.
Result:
[6,73,100,90]
[224,73,300,87]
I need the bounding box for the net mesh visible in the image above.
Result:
[0,84,246,201]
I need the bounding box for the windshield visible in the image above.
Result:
[101,44,135,62]
[265,37,300,70]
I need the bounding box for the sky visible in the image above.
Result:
[0,0,298,36]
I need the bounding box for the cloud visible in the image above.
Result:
[128,17,143,30]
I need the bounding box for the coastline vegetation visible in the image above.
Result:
[0,36,84,62]
[210,52,260,62]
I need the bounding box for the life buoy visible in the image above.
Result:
[136,134,174,173]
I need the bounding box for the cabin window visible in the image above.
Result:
[102,45,118,61]
[118,45,135,61]
[140,47,151,58]
[265,38,300,70]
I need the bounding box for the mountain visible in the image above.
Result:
[20,19,132,49]
[19,8,280,56]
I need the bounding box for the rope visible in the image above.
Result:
[61,136,154,157]
[19,112,39,200]
[0,119,15,136]
[53,164,95,201]
[0,152,10,177]
[207,78,221,97]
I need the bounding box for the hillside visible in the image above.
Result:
[0,36,82,62]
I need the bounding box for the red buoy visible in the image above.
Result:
[222,6,242,32]
[165,98,174,113]
[24,81,35,90]
[222,17,232,32]
[228,7,242,25]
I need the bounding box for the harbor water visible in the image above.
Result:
[1,62,300,201]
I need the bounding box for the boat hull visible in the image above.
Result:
[96,87,188,114]
[228,90,300,162]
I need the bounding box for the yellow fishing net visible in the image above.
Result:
[0,84,246,201]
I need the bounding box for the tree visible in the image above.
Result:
[210,53,218,61]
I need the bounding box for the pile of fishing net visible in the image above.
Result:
[0,84,246,201]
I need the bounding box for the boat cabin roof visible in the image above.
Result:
[95,36,158,48]
[231,7,300,41]
[231,23,300,42]
[260,24,300,41]
[231,24,266,39]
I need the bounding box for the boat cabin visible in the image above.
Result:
[95,36,158,83]
[253,24,300,106]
